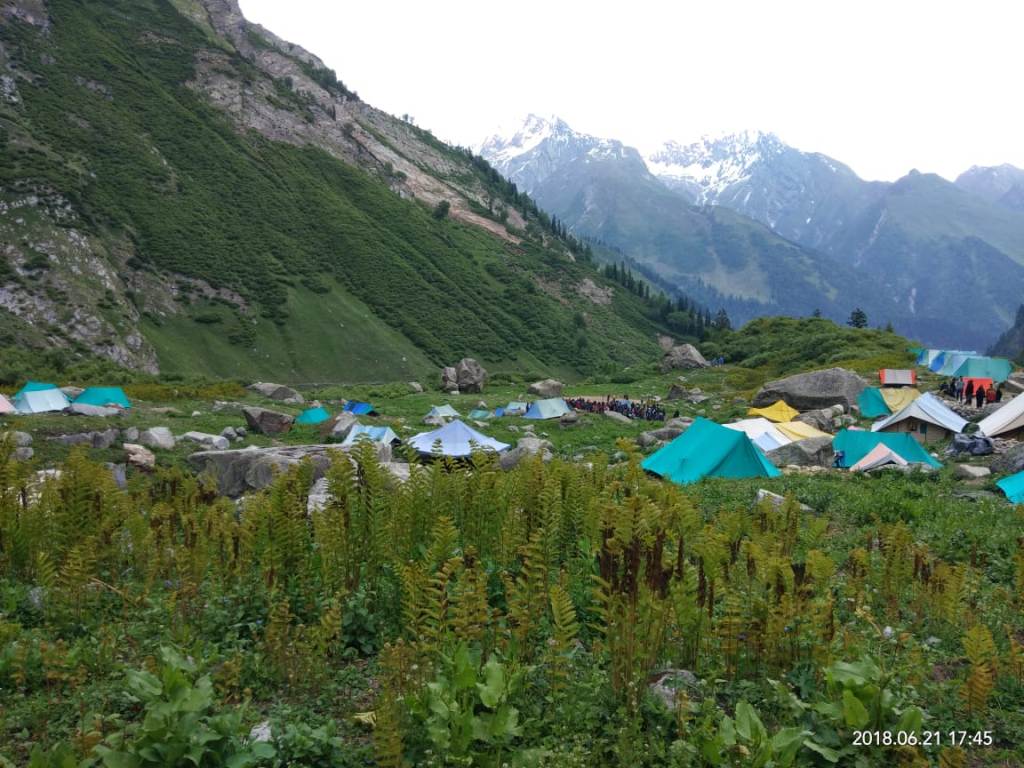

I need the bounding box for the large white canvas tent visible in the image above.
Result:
[407,420,509,458]
[723,418,792,452]
[14,388,70,414]
[978,395,1024,438]
[871,392,966,443]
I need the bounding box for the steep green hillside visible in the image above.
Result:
[0,0,666,380]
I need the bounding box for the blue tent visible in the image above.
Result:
[996,471,1024,504]
[641,417,781,485]
[343,401,376,416]
[74,386,132,409]
[295,406,331,425]
[341,424,401,447]
[523,398,573,420]
[832,429,941,469]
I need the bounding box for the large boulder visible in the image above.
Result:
[440,366,458,392]
[528,379,564,398]
[138,427,175,451]
[499,437,554,471]
[605,411,631,424]
[767,436,835,468]
[50,428,119,450]
[13,431,33,447]
[752,368,867,411]
[181,431,230,451]
[320,412,358,441]
[189,443,394,497]
[123,443,156,470]
[991,443,1024,475]
[1002,372,1024,395]
[455,358,488,393]
[408,381,424,394]
[794,405,845,432]
[954,464,991,480]
[247,382,304,403]
[243,406,294,436]
[661,344,709,372]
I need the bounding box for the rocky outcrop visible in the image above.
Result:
[455,358,488,393]
[50,428,119,450]
[528,379,564,398]
[138,427,175,450]
[991,443,1024,475]
[953,464,991,480]
[767,436,835,468]
[440,367,458,392]
[247,382,304,403]
[499,437,553,471]
[188,442,395,497]
[637,421,691,448]
[660,344,709,372]
[794,405,851,432]
[753,368,867,411]
[124,443,155,470]
[67,403,121,417]
[181,431,230,451]
[408,381,423,393]
[243,406,294,435]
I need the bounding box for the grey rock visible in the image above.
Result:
[528,378,564,398]
[107,463,127,489]
[321,412,358,441]
[953,464,991,480]
[122,427,139,442]
[67,403,120,418]
[991,443,1024,475]
[182,431,230,451]
[648,669,700,710]
[242,406,294,436]
[661,344,709,372]
[235,427,247,438]
[605,410,631,424]
[221,426,238,440]
[636,431,661,448]
[454,358,488,393]
[767,436,835,468]
[14,447,33,461]
[14,431,33,447]
[59,386,84,399]
[666,384,687,401]
[440,366,458,391]
[753,368,867,411]
[247,382,304,403]
[408,381,424,393]
[191,411,202,417]
[794,405,845,432]
[499,436,554,470]
[666,417,694,430]
[139,427,175,450]
[559,411,579,427]
[124,443,156,470]
[755,489,814,513]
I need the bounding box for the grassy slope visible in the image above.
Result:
[0,0,664,378]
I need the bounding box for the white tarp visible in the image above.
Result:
[978,395,1024,438]
[15,388,70,414]
[407,419,509,457]
[723,418,792,452]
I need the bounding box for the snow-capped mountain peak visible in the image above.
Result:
[477,114,570,165]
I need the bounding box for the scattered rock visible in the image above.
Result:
[1002,372,1024,396]
[247,382,304,403]
[657,334,675,352]
[666,384,687,401]
[794,405,845,432]
[14,447,33,461]
[108,463,127,489]
[235,427,247,438]
[408,381,424,393]
[755,489,814,513]
[321,412,358,441]
[60,386,84,399]
[528,379,564,398]
[138,427,175,451]
[440,366,458,392]
[648,669,700,710]
[767,437,835,468]
[191,411,202,418]
[50,428,119,449]
[953,464,991,480]
[242,406,295,436]
[660,344,709,372]
[124,443,156,470]
[605,411,632,424]
[221,426,238,441]
[666,417,694,430]
[455,358,488,393]
[753,368,867,411]
[499,437,554,470]
[122,427,139,442]
[181,431,230,451]
[13,431,33,447]
[559,411,579,427]
[67,403,120,417]
[991,443,1024,475]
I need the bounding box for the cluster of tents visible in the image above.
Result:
[916,348,1013,386]
[0,382,133,415]
[425,398,573,422]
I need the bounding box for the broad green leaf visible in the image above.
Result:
[477,657,506,709]
[842,689,869,728]
[803,739,841,763]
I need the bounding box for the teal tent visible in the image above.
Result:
[952,356,1013,383]
[523,398,573,420]
[341,424,400,447]
[295,406,331,425]
[832,429,941,469]
[641,417,781,485]
[996,471,1024,504]
[74,386,131,409]
[468,409,493,420]
[15,381,58,399]
[504,401,529,415]
[857,388,890,419]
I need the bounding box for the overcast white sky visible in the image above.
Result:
[239,0,1022,182]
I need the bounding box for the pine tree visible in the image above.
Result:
[848,308,868,328]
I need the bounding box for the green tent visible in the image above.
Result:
[832,429,941,469]
[857,388,890,419]
[74,386,132,409]
[641,417,781,485]
[295,406,331,425]
[952,356,1013,383]
[996,471,1024,504]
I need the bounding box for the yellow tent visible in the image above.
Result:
[776,421,832,442]
[879,387,920,413]
[749,401,799,423]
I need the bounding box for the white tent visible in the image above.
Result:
[15,388,70,414]
[341,424,400,447]
[850,444,909,472]
[407,419,509,458]
[0,394,14,415]
[723,418,792,452]
[425,404,460,419]
[978,395,1024,438]
[871,392,967,434]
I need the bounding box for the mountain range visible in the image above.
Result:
[480,116,1024,348]
[0,0,674,381]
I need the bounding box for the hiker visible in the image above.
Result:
[832,450,846,469]
[975,386,985,408]
[996,385,1004,403]
[964,380,974,406]
[986,386,997,404]
[955,378,964,403]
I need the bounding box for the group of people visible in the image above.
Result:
[940,377,1003,408]
[565,396,668,422]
